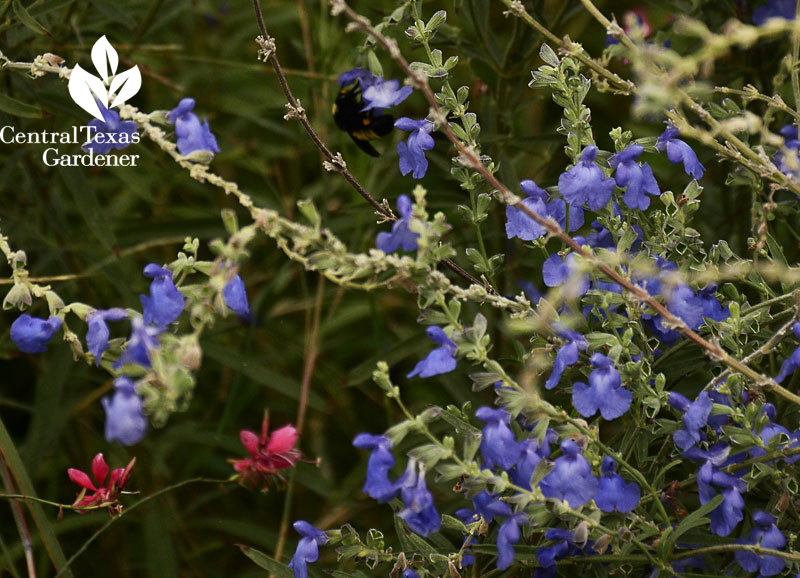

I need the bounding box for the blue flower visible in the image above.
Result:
[10,314,61,354]
[665,284,705,331]
[398,462,441,536]
[753,0,796,24]
[82,103,138,155]
[102,376,147,446]
[362,78,413,111]
[352,433,402,502]
[402,570,419,578]
[505,180,580,239]
[696,283,730,322]
[544,325,588,390]
[475,407,522,471]
[497,514,526,570]
[696,457,747,536]
[407,326,457,378]
[513,438,546,489]
[557,146,616,212]
[140,263,185,328]
[774,124,800,177]
[288,520,328,578]
[376,194,420,253]
[595,457,640,513]
[734,511,786,577]
[395,118,435,179]
[167,98,221,157]
[539,439,599,507]
[775,322,800,383]
[223,273,251,320]
[543,253,589,299]
[457,491,513,524]
[536,529,575,571]
[86,308,128,366]
[572,353,632,420]
[749,404,800,464]
[671,390,713,450]
[609,144,660,210]
[656,127,704,179]
[115,318,160,369]
[338,68,378,89]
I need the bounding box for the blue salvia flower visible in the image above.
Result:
[609,144,660,210]
[475,407,522,471]
[557,145,616,212]
[397,461,441,536]
[545,325,588,390]
[10,314,61,354]
[696,283,730,322]
[102,376,147,446]
[536,529,575,575]
[352,433,403,502]
[542,253,589,299]
[338,68,378,89]
[749,404,800,464]
[505,180,580,239]
[655,127,705,179]
[774,124,800,178]
[407,326,457,378]
[223,273,251,320]
[595,457,640,513]
[669,390,712,450]
[775,322,800,383]
[752,0,795,25]
[497,513,526,570]
[539,439,599,507]
[572,353,632,420]
[362,78,413,111]
[376,194,420,253]
[402,570,420,578]
[86,308,128,366]
[82,103,138,155]
[288,521,328,578]
[665,284,705,331]
[734,511,786,577]
[695,452,747,536]
[395,118,434,179]
[513,438,546,490]
[140,263,185,328]
[115,318,160,369]
[167,98,221,157]
[456,490,512,523]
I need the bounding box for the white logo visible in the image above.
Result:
[68,36,141,121]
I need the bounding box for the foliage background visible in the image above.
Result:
[0,0,796,576]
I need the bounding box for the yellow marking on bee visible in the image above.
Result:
[362,117,371,126]
[332,103,338,114]
[352,129,379,140]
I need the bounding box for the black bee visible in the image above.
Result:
[332,79,394,157]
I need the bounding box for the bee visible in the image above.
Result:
[332,79,394,157]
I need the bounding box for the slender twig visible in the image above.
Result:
[332,0,800,408]
[0,461,36,578]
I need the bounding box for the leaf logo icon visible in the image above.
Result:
[68,36,142,121]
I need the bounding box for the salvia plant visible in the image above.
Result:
[5,0,800,577]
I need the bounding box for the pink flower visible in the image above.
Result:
[67,453,135,515]
[230,414,303,490]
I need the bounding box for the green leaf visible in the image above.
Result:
[12,0,50,35]
[59,167,118,253]
[0,92,42,118]
[662,493,724,555]
[238,545,294,578]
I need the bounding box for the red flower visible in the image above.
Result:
[230,414,302,490]
[67,453,135,515]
